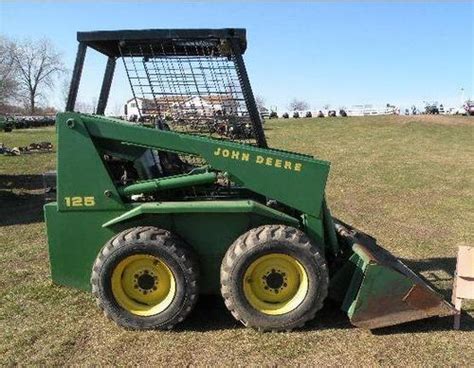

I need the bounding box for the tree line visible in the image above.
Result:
[256,96,335,113]
[0,35,65,114]
[0,35,334,117]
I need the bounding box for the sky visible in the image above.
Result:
[1,1,473,114]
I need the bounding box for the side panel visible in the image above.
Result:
[56,114,125,211]
[45,203,317,294]
[45,203,125,289]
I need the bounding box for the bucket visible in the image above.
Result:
[330,221,455,329]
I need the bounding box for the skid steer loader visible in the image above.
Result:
[44,28,454,331]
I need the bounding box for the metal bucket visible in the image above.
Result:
[330,221,455,329]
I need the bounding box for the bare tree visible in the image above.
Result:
[10,38,65,114]
[111,102,124,117]
[0,36,18,104]
[91,96,98,113]
[255,95,266,111]
[323,104,331,110]
[60,70,72,109]
[75,96,98,114]
[288,98,309,111]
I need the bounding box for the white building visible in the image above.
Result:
[259,106,270,118]
[346,104,399,116]
[124,95,241,121]
[123,98,152,121]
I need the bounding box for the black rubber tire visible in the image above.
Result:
[91,226,199,330]
[220,225,329,332]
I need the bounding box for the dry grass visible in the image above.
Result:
[1,115,473,366]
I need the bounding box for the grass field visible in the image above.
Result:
[1,115,473,366]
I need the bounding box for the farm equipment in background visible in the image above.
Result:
[0,116,14,132]
[339,109,347,117]
[464,100,474,116]
[45,28,455,332]
[0,115,55,131]
[424,102,440,115]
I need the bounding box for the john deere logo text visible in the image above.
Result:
[213,147,303,172]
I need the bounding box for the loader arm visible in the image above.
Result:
[62,113,330,220]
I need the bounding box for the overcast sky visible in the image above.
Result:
[1,1,473,113]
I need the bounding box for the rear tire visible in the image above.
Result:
[221,225,328,331]
[91,226,199,330]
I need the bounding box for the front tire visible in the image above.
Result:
[91,226,199,330]
[221,225,328,331]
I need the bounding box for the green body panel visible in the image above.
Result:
[103,200,300,228]
[56,114,125,211]
[45,203,123,289]
[45,200,302,293]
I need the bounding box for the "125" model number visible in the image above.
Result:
[64,196,96,207]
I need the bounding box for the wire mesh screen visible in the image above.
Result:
[119,39,259,147]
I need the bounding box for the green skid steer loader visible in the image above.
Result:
[44,28,454,331]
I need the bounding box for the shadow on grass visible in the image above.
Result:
[177,296,353,332]
[176,295,242,331]
[0,174,44,190]
[181,295,470,334]
[402,257,457,279]
[0,174,46,226]
[180,257,471,333]
[372,313,474,335]
[401,257,456,299]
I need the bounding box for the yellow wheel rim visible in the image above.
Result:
[243,253,308,315]
[111,254,176,316]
